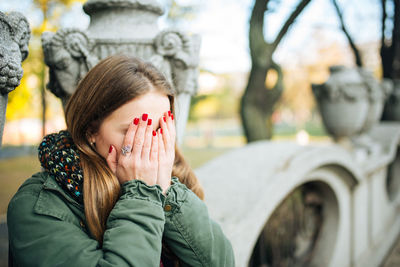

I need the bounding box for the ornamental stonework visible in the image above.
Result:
[0,11,30,146]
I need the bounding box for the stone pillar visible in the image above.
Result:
[42,0,201,144]
[0,11,30,147]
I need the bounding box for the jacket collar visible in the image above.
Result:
[41,171,84,210]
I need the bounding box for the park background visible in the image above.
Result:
[0,0,386,225]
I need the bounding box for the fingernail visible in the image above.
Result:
[168,110,171,117]
[147,119,152,126]
[142,113,148,121]
[171,114,174,120]
[133,118,139,125]
[109,145,113,153]
[160,128,163,134]
[163,116,166,122]
[152,130,156,136]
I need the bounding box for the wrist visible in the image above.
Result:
[161,181,171,195]
[120,179,165,205]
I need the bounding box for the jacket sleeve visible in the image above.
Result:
[162,177,235,267]
[7,179,165,267]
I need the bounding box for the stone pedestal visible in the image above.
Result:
[42,0,201,144]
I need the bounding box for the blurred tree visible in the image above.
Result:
[165,0,201,26]
[380,0,400,80]
[33,0,85,136]
[189,87,240,122]
[240,0,312,142]
[331,0,363,67]
[6,0,85,137]
[330,0,400,120]
[381,0,400,120]
[331,0,400,77]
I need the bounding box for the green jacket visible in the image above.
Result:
[7,171,235,266]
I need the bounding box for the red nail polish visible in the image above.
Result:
[160,128,163,134]
[148,119,152,125]
[171,114,174,120]
[163,116,166,122]
[133,118,139,125]
[168,111,171,117]
[152,130,156,136]
[142,113,148,121]
[109,145,113,153]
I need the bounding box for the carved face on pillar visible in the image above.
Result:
[152,30,200,95]
[42,29,97,104]
[170,57,198,95]
[0,12,30,95]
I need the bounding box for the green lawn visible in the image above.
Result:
[181,146,233,169]
[0,155,41,215]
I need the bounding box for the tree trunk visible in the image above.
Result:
[380,0,400,79]
[241,0,311,143]
[41,12,47,138]
[381,0,400,121]
[392,0,400,79]
[331,0,363,67]
[381,0,393,79]
[240,62,283,142]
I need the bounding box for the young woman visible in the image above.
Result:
[7,55,235,266]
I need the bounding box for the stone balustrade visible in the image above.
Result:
[196,122,400,266]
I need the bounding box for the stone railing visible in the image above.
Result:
[196,122,400,266]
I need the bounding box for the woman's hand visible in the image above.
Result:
[157,111,176,194]
[106,114,159,186]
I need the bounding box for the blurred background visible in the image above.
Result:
[0,0,386,216]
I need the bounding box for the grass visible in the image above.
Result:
[181,146,234,169]
[0,155,41,215]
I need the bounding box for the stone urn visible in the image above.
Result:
[312,66,369,140]
[312,66,391,141]
[358,68,392,132]
[42,0,200,144]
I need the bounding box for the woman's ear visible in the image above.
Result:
[88,138,97,149]
[86,130,97,146]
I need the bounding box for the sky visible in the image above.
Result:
[0,0,383,73]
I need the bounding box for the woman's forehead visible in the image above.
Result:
[105,92,170,123]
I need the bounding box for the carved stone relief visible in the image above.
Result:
[42,0,201,144]
[42,28,98,107]
[0,11,30,147]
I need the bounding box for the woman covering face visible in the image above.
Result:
[7,55,235,267]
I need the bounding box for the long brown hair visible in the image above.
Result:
[65,55,204,245]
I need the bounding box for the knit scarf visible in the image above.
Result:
[38,130,84,204]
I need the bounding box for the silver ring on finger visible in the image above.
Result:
[121,145,132,156]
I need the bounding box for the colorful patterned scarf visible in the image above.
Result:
[38,130,84,204]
